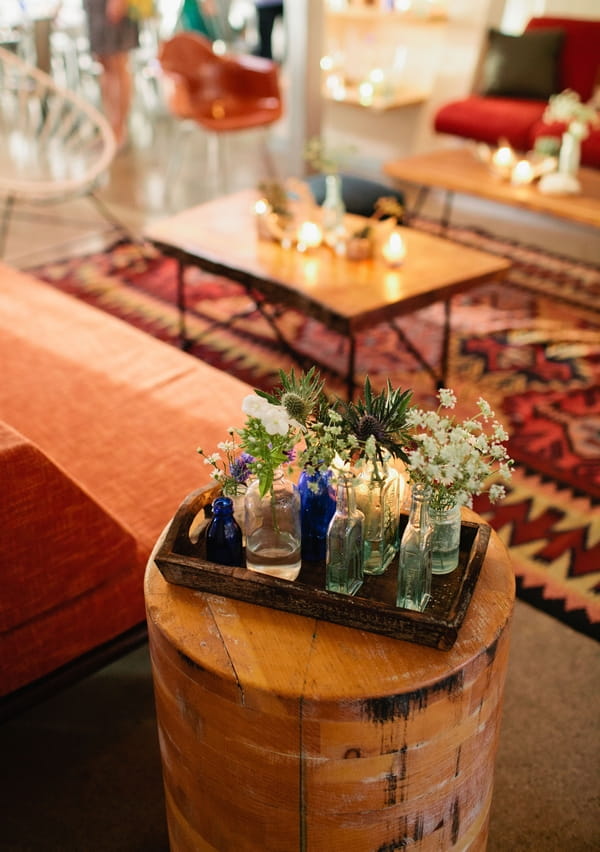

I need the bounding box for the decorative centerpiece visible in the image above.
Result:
[539,89,599,195]
[403,388,513,576]
[192,373,513,624]
[473,139,556,186]
[304,136,355,250]
[346,196,405,261]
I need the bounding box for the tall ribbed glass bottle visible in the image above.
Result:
[326,473,364,596]
[396,484,433,612]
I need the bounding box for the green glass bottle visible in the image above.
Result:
[326,474,364,596]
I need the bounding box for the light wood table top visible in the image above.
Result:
[145,188,511,336]
[384,147,600,230]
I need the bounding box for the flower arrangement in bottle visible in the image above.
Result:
[404,388,513,511]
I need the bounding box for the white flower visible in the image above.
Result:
[242,394,291,436]
[438,388,456,408]
[405,389,513,510]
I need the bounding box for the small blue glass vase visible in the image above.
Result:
[298,468,336,562]
[206,496,243,567]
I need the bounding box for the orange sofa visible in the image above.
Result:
[0,262,251,717]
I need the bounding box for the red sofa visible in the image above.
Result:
[434,16,600,168]
[0,263,252,717]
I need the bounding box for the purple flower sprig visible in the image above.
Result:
[197,431,254,497]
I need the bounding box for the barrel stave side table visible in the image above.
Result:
[145,518,514,851]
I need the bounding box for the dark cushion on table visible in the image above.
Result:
[434,95,546,151]
[479,27,565,100]
[306,173,405,220]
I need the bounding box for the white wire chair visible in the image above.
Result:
[0,45,128,256]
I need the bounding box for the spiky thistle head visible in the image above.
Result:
[258,367,326,427]
[335,377,412,462]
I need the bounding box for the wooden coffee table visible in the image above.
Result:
[145,189,510,397]
[384,147,600,231]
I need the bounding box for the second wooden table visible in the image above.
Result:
[145,189,510,397]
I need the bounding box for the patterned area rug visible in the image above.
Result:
[29,228,600,641]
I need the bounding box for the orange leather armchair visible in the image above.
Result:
[158,32,283,190]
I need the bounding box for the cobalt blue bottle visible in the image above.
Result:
[206,496,243,567]
[298,468,336,562]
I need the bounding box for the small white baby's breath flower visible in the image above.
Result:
[489,484,506,502]
[477,398,493,418]
[438,388,456,408]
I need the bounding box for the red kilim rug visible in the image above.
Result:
[29,226,600,641]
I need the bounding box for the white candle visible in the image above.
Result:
[296,221,323,251]
[492,144,516,172]
[511,159,534,186]
[381,231,406,266]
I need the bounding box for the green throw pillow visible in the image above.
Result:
[479,28,565,100]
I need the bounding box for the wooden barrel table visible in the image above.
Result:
[145,515,514,852]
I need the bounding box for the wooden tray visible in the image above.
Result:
[155,485,491,650]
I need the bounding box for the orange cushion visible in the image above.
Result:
[0,422,138,633]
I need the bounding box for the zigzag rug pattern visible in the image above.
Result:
[29,230,600,641]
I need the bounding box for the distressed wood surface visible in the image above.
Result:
[155,487,491,650]
[145,509,514,851]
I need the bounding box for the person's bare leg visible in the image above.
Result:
[98,52,132,148]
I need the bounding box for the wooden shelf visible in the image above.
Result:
[323,83,429,110]
[325,9,448,24]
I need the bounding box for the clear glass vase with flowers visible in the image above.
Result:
[403,388,513,576]
[235,390,303,580]
[335,377,413,575]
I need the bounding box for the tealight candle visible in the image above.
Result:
[358,81,374,106]
[511,159,534,186]
[381,231,406,266]
[492,144,516,173]
[296,221,322,252]
[254,198,270,215]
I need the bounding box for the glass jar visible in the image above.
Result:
[326,473,364,596]
[430,502,461,575]
[321,173,346,250]
[298,468,336,562]
[244,467,301,580]
[396,484,433,612]
[355,452,401,575]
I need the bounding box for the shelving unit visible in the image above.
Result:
[322,1,449,111]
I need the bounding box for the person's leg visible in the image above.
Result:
[256,6,278,59]
[98,51,133,147]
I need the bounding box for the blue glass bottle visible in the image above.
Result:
[298,468,336,562]
[206,496,243,567]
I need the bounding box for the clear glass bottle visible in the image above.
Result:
[396,484,433,612]
[321,173,346,250]
[205,496,243,567]
[326,473,364,596]
[244,467,302,580]
[430,501,461,575]
[355,452,401,575]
